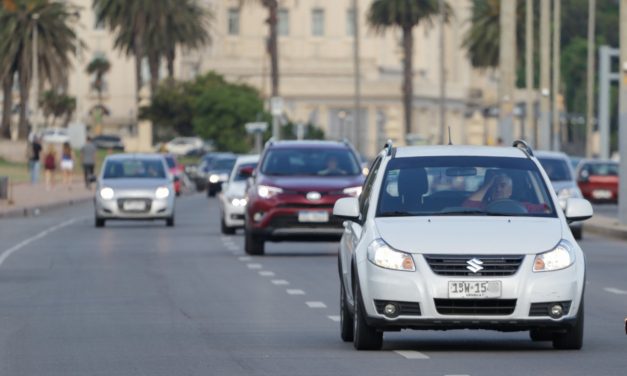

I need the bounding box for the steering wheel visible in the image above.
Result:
[485,199,528,214]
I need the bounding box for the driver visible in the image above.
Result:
[462,173,548,213]
[319,156,347,176]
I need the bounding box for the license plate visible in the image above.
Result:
[298,211,329,223]
[448,281,501,299]
[592,189,612,199]
[123,200,147,211]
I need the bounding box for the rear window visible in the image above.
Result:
[164,156,176,169]
[538,158,572,181]
[211,158,236,171]
[103,159,166,179]
[260,148,361,176]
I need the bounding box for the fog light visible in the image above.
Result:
[253,212,264,222]
[384,303,399,318]
[549,304,564,319]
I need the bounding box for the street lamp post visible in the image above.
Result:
[31,13,40,133]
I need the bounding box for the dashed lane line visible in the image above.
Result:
[395,351,430,360]
[328,315,340,322]
[238,256,252,262]
[604,287,627,295]
[272,279,290,285]
[259,271,275,277]
[306,301,327,308]
[286,289,305,295]
[247,263,262,269]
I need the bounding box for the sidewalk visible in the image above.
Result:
[0,180,94,218]
[585,214,627,241]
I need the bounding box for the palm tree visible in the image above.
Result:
[86,56,111,107]
[367,0,451,136]
[0,0,81,139]
[261,0,279,97]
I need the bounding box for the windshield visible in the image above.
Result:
[233,162,257,181]
[377,156,556,218]
[538,158,572,181]
[164,156,176,169]
[260,148,361,176]
[103,159,167,179]
[211,158,236,171]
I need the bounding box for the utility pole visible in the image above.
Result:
[551,0,561,151]
[585,0,596,158]
[618,0,627,225]
[498,0,516,145]
[438,0,446,144]
[352,0,361,152]
[539,0,551,150]
[525,0,535,144]
[31,13,40,133]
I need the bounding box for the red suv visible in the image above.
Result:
[244,140,365,255]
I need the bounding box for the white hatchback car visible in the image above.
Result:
[333,141,593,350]
[219,155,259,234]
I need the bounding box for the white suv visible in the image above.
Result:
[333,141,593,350]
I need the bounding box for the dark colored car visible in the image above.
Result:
[92,135,125,151]
[576,160,619,202]
[244,140,365,255]
[206,155,237,197]
[193,152,235,191]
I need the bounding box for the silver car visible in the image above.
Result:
[94,154,176,227]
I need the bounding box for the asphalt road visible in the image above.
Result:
[1,194,626,376]
[593,203,619,219]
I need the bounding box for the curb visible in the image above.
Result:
[0,196,93,219]
[584,221,627,241]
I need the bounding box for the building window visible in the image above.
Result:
[228,8,240,35]
[94,17,105,31]
[278,8,289,36]
[311,8,325,37]
[346,8,355,37]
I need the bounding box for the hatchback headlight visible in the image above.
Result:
[343,186,363,197]
[155,186,170,199]
[367,239,415,272]
[533,240,575,272]
[230,197,248,207]
[257,185,283,199]
[209,174,220,183]
[99,187,114,200]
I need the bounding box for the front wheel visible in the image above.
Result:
[221,217,236,235]
[571,226,583,240]
[244,230,265,255]
[95,217,105,228]
[552,300,584,350]
[353,281,383,350]
[340,281,354,342]
[166,216,175,227]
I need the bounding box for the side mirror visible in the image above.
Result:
[333,197,360,221]
[565,198,593,223]
[240,166,254,178]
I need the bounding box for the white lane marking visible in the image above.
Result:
[604,287,627,295]
[306,301,327,308]
[247,263,262,269]
[238,256,252,262]
[395,350,430,359]
[328,315,340,322]
[286,289,305,295]
[272,279,290,285]
[0,218,79,268]
[259,271,275,277]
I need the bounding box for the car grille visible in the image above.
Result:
[276,203,335,209]
[267,214,343,228]
[434,299,517,315]
[117,198,152,213]
[424,255,525,276]
[529,301,571,317]
[374,300,421,316]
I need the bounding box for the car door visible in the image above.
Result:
[341,156,382,303]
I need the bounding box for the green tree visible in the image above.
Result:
[140,79,194,140]
[39,89,75,128]
[0,0,81,138]
[367,0,450,136]
[86,56,111,107]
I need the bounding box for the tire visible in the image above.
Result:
[353,280,383,350]
[552,300,584,350]
[244,229,265,255]
[166,216,175,227]
[208,187,216,197]
[221,218,236,235]
[95,217,105,228]
[571,226,583,240]
[340,281,354,342]
[529,329,553,342]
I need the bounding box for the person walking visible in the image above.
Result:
[60,142,75,187]
[43,144,57,190]
[81,136,97,189]
[29,136,43,184]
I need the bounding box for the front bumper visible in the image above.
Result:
[223,201,246,228]
[95,196,174,219]
[357,254,584,331]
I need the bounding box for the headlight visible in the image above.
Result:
[343,186,363,197]
[155,186,170,199]
[367,239,415,272]
[362,167,369,176]
[209,174,220,183]
[257,185,283,199]
[533,240,575,272]
[557,187,581,199]
[230,197,248,207]
[99,187,114,200]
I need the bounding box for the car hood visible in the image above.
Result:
[258,175,364,191]
[101,178,170,190]
[224,181,247,197]
[375,217,563,255]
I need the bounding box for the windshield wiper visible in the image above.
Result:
[378,211,415,217]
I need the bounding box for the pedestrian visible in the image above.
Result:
[43,144,57,190]
[60,142,74,187]
[29,136,43,184]
[81,136,97,189]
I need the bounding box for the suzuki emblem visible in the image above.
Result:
[466,258,484,274]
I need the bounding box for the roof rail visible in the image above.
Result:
[264,137,275,148]
[383,139,394,156]
[512,139,534,158]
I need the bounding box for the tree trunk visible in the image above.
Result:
[401,25,414,137]
[148,52,160,96]
[1,74,13,139]
[267,1,279,97]
[134,34,144,103]
[167,47,175,79]
[17,72,30,140]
